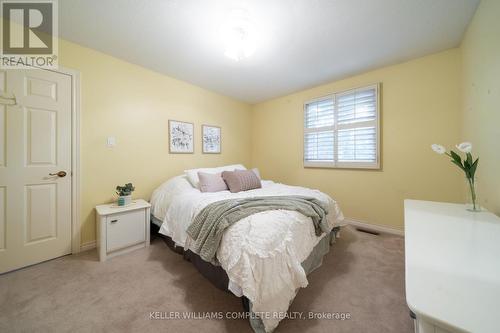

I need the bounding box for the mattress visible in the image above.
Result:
[151,215,163,228]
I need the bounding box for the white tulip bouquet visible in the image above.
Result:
[431,142,480,211]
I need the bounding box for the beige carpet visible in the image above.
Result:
[0,226,413,333]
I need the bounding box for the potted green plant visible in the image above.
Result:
[116,183,135,206]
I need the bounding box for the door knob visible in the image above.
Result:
[49,171,67,178]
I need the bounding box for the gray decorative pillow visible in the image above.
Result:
[197,172,228,192]
[222,170,262,193]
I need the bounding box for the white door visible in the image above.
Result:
[0,68,72,274]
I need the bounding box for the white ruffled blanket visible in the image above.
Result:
[151,176,344,332]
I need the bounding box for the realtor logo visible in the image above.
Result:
[0,0,58,69]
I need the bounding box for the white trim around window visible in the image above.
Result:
[303,83,381,169]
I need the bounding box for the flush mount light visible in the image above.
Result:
[220,9,256,61]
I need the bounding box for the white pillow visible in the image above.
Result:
[252,168,261,180]
[150,175,196,220]
[184,164,246,188]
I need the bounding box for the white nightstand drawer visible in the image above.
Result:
[106,210,145,252]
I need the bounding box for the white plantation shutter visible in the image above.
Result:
[304,97,335,162]
[336,86,378,166]
[304,84,380,169]
[304,131,334,162]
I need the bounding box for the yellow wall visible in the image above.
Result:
[461,0,500,215]
[58,40,252,245]
[251,49,464,230]
[57,0,498,243]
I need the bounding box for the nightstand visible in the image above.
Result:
[95,199,151,262]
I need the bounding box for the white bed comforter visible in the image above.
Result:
[151,176,344,332]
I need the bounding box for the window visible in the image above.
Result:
[304,84,380,169]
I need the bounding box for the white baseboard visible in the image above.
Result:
[343,218,404,236]
[80,240,97,252]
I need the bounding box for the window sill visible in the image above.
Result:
[304,161,381,170]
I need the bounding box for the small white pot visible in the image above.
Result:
[118,195,132,206]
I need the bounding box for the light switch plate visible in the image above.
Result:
[106,136,116,147]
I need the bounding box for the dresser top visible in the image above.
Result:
[404,200,500,332]
[96,199,151,216]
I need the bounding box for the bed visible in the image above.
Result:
[150,165,344,332]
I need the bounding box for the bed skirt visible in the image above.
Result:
[151,216,339,331]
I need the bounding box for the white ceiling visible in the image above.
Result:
[59,0,480,103]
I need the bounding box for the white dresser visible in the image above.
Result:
[404,200,500,333]
[96,199,151,261]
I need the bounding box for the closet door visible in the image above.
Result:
[0,68,72,273]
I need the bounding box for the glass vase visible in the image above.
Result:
[466,177,481,212]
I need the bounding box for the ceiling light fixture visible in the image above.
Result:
[220,9,256,61]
